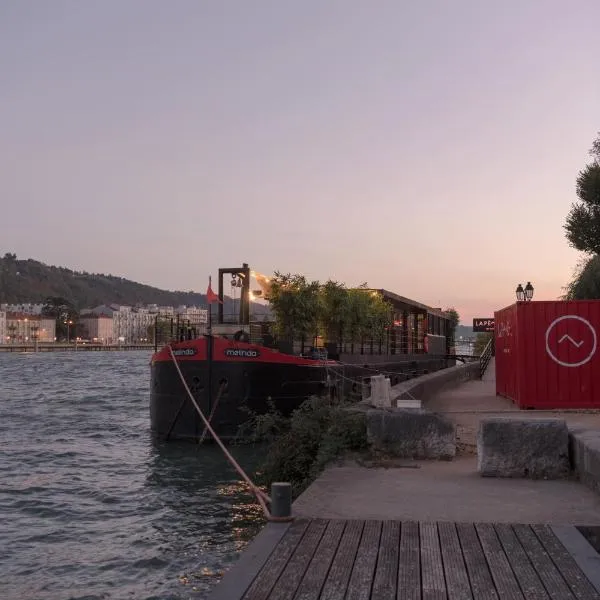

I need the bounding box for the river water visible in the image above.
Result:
[0,351,264,600]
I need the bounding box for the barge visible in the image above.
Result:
[150,264,454,441]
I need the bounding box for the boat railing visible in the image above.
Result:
[152,314,448,357]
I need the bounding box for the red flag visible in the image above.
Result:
[206,277,222,304]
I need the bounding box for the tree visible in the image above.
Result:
[474,332,493,355]
[266,275,392,348]
[564,255,600,300]
[444,308,459,338]
[267,273,321,342]
[42,297,79,340]
[564,133,600,254]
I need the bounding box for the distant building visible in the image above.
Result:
[5,313,56,342]
[78,314,114,344]
[0,302,44,315]
[0,311,6,343]
[176,305,208,325]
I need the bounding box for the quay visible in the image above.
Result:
[0,343,154,353]
[209,359,600,599]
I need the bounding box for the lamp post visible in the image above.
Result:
[65,319,73,343]
[516,282,534,302]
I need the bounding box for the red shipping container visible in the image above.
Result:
[495,300,600,409]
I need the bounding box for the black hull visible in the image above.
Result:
[150,355,448,441]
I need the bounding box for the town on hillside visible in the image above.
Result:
[0,302,209,344]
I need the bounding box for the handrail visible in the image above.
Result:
[479,336,494,378]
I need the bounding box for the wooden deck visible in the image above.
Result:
[210,519,600,600]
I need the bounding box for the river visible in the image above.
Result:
[0,351,264,600]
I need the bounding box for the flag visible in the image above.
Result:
[206,276,222,304]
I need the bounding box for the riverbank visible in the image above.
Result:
[208,358,600,598]
[0,343,155,352]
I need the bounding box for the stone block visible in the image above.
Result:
[366,408,455,460]
[478,418,570,479]
[570,430,600,494]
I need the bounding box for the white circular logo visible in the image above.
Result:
[545,315,597,368]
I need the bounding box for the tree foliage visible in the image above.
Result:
[266,273,392,344]
[564,133,600,254]
[474,332,493,356]
[444,308,460,339]
[564,255,600,300]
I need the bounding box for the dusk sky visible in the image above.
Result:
[1,1,599,323]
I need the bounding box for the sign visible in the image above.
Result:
[545,315,597,368]
[473,318,495,333]
[224,348,260,358]
[172,348,197,356]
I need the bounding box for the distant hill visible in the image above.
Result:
[0,253,270,316]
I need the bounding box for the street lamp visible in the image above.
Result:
[64,319,73,342]
[516,282,534,302]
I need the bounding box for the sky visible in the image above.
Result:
[1,0,599,323]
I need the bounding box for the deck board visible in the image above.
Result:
[513,523,576,600]
[419,522,446,600]
[372,520,400,600]
[438,522,472,600]
[397,521,421,600]
[320,520,364,600]
[476,523,523,600]
[294,519,346,600]
[224,519,600,600]
[346,520,382,600]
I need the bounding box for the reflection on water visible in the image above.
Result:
[0,351,265,600]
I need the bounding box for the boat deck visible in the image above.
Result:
[209,518,600,599]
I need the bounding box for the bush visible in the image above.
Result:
[245,396,368,498]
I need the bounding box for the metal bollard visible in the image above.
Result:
[270,482,292,518]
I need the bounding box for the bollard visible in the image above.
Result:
[270,482,292,518]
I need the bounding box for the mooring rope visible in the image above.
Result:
[198,380,227,444]
[167,345,292,522]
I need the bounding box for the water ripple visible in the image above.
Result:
[0,351,263,600]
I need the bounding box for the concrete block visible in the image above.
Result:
[576,432,600,494]
[369,375,391,408]
[366,408,455,460]
[478,418,570,479]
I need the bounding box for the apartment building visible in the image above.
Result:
[5,313,56,342]
[0,310,6,343]
[78,314,115,343]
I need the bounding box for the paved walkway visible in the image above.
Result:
[428,358,600,455]
[293,457,600,524]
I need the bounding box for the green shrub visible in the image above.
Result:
[246,396,368,498]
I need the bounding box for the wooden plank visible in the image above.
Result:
[293,519,346,600]
[513,524,576,600]
[398,521,421,600]
[532,525,600,600]
[475,523,523,600]
[372,521,400,600]
[494,523,549,600]
[243,519,310,600]
[346,520,382,600]
[419,521,446,600]
[438,522,472,600]
[320,521,365,600]
[258,519,327,600]
[456,523,498,600]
